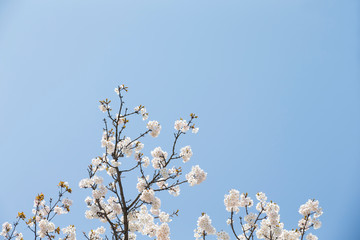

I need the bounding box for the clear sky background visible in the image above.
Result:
[0,0,359,239]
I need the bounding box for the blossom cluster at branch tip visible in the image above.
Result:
[186,165,207,186]
[99,99,111,113]
[224,189,241,213]
[194,213,216,238]
[134,105,149,120]
[114,84,127,95]
[151,147,168,169]
[180,145,193,163]
[147,120,161,137]
[174,119,189,132]
[1,222,12,237]
[60,225,76,240]
[217,231,230,240]
[194,214,231,240]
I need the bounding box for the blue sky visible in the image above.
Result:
[0,0,359,239]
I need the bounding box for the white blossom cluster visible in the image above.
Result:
[15,233,23,240]
[84,191,124,221]
[101,131,142,158]
[216,231,230,240]
[0,222,12,238]
[298,200,323,230]
[125,205,170,239]
[194,214,231,240]
[174,119,190,132]
[224,189,241,213]
[60,225,76,240]
[114,85,126,95]
[174,119,199,134]
[136,176,149,192]
[38,219,56,238]
[186,165,207,186]
[140,189,156,203]
[299,200,323,219]
[134,105,149,121]
[99,104,109,113]
[88,226,106,240]
[151,147,168,169]
[305,233,318,240]
[180,145,193,163]
[256,201,284,239]
[147,120,161,137]
[194,214,216,239]
[156,223,171,240]
[167,185,181,197]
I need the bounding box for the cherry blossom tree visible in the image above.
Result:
[1,85,322,240]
